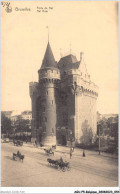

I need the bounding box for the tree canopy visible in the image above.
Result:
[1,112,12,135]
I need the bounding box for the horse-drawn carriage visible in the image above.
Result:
[13,140,23,146]
[47,158,70,172]
[44,148,54,156]
[13,152,24,162]
[52,145,56,149]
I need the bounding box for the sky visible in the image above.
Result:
[1,1,118,114]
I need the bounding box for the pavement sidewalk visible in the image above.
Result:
[22,142,118,159]
[56,145,118,159]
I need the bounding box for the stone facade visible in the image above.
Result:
[29,42,98,146]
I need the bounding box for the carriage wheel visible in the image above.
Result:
[62,167,66,172]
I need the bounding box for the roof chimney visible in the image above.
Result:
[80,52,84,61]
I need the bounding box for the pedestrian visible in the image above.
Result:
[72,147,74,152]
[35,140,37,147]
[83,149,86,157]
[70,148,72,159]
[60,157,63,164]
[17,150,21,157]
[49,147,52,153]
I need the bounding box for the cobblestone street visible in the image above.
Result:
[1,142,118,187]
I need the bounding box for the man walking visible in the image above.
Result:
[70,148,72,159]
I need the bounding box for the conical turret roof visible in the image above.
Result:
[41,42,57,69]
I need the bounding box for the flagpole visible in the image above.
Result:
[46,26,49,42]
[70,43,71,54]
[48,27,49,42]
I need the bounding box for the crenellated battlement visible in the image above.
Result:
[77,78,98,95]
[38,68,60,81]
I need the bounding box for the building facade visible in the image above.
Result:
[21,111,32,121]
[2,111,13,119]
[29,42,98,146]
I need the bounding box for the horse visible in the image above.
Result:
[13,153,24,162]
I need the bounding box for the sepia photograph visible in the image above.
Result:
[1,0,119,192]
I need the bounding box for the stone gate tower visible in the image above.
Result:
[29,41,98,146]
[29,42,60,145]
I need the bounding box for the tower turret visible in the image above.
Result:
[30,42,60,146]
